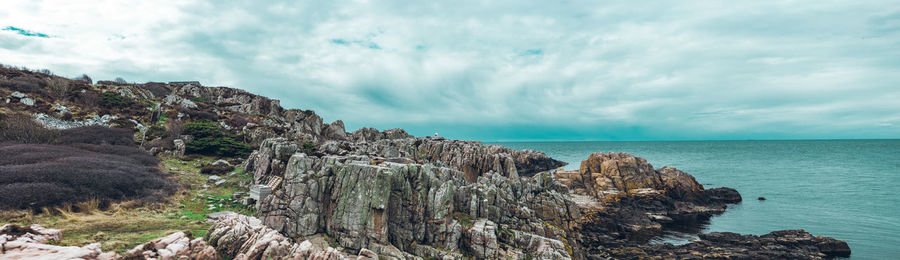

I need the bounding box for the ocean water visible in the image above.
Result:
[493,140,900,260]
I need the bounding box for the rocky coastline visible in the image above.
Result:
[0,68,850,259]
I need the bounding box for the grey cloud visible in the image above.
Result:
[2,0,899,140]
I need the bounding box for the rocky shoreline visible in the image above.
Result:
[0,70,850,259]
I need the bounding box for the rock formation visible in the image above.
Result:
[205,212,380,260]
[0,224,117,259]
[242,146,850,259]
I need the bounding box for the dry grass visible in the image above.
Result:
[0,156,255,253]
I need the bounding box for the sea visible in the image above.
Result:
[493,140,900,260]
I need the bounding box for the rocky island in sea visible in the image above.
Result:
[0,66,850,259]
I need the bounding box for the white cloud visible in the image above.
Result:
[2,0,899,140]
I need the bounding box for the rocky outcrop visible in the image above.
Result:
[122,231,218,260]
[316,137,566,181]
[254,152,577,258]
[33,113,119,130]
[205,212,378,260]
[636,230,852,259]
[0,224,117,260]
[323,120,348,140]
[245,144,852,259]
[349,127,412,143]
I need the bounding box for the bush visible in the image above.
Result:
[74,74,92,84]
[200,164,234,175]
[184,121,222,138]
[0,76,45,93]
[45,77,70,98]
[183,121,251,157]
[0,143,175,210]
[73,90,100,108]
[178,107,218,121]
[227,115,249,128]
[187,136,251,157]
[99,92,131,108]
[57,126,135,146]
[0,113,59,144]
[145,124,168,140]
[190,96,207,103]
[138,83,171,97]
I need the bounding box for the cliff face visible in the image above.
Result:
[246,143,849,259]
[252,147,575,259]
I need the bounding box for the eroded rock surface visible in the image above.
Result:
[205,212,379,260]
[0,224,117,260]
[245,148,849,259]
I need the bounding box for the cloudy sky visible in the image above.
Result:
[2,1,899,141]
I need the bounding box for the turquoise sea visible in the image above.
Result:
[493,140,900,260]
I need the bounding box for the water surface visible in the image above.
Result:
[493,140,900,260]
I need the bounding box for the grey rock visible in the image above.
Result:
[465,219,499,259]
[33,113,119,130]
[20,97,34,106]
[11,91,25,98]
[173,139,186,158]
[211,159,232,168]
[53,104,69,114]
[205,212,352,259]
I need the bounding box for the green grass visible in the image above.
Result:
[0,156,256,253]
[453,212,474,228]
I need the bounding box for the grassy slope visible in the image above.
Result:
[0,156,254,253]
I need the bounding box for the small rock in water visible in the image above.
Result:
[758,197,766,201]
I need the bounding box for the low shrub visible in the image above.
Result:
[139,83,171,97]
[227,115,249,128]
[0,113,59,144]
[178,107,218,121]
[0,143,175,210]
[57,126,135,146]
[72,90,100,108]
[145,124,168,140]
[187,136,251,157]
[190,96,207,103]
[184,121,222,138]
[99,92,131,108]
[73,74,92,84]
[183,121,251,157]
[200,164,234,175]
[0,76,45,94]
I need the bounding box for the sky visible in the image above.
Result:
[2,1,899,141]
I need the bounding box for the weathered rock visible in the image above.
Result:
[20,97,34,106]
[205,212,353,260]
[327,136,566,181]
[174,139,186,158]
[0,224,118,260]
[256,153,578,258]
[0,224,62,244]
[349,127,412,143]
[323,120,348,140]
[465,219,499,259]
[33,113,119,130]
[635,230,851,259]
